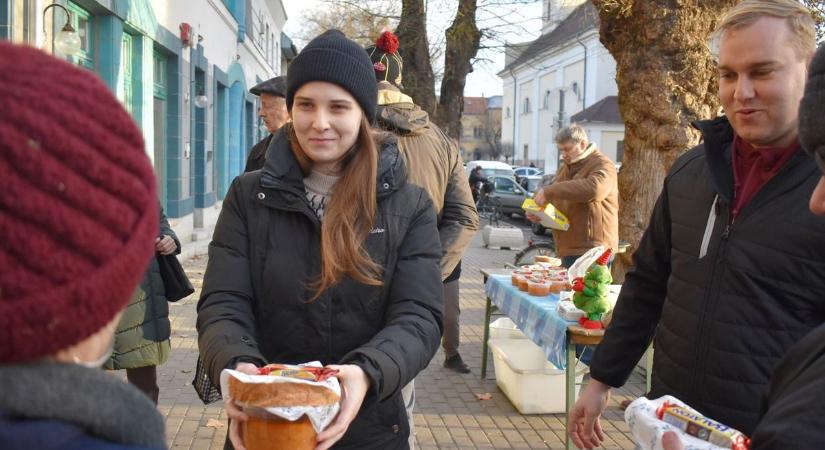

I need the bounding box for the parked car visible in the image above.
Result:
[487,175,530,217]
[465,160,516,179]
[520,174,545,194]
[513,166,544,182]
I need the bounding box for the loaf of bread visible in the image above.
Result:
[228,376,340,408]
[534,255,562,266]
[244,415,317,450]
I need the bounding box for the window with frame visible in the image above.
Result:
[120,33,134,114]
[153,51,167,99]
[11,0,37,43]
[559,90,566,114]
[67,2,93,69]
[523,97,530,114]
[494,176,518,194]
[265,23,270,61]
[543,90,551,110]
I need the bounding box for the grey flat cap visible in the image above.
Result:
[250,76,286,97]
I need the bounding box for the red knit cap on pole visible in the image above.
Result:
[0,42,158,364]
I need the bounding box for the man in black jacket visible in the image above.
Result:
[662,36,825,450]
[569,1,823,448]
[243,76,287,172]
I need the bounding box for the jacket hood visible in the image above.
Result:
[261,126,407,198]
[376,87,430,135]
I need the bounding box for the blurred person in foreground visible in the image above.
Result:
[662,40,825,450]
[568,1,823,448]
[0,42,165,449]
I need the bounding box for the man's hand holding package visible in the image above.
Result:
[526,188,548,223]
[661,431,685,450]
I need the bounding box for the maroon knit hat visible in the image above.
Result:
[0,42,158,364]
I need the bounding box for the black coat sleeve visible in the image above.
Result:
[196,177,266,388]
[749,325,825,449]
[589,181,672,387]
[339,190,444,403]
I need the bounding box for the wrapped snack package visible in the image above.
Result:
[521,198,570,230]
[625,395,750,450]
[221,362,341,450]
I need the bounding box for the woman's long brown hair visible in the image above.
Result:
[287,117,384,300]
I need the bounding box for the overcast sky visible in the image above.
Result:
[283,1,542,98]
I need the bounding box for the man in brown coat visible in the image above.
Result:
[531,124,619,267]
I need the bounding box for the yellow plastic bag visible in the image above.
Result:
[522,198,570,231]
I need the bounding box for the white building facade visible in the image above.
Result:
[499,0,624,175]
[2,0,291,244]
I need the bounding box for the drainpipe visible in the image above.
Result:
[510,68,517,165]
[574,32,587,108]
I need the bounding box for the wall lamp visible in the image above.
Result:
[43,3,81,57]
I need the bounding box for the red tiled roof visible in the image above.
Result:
[463,97,488,115]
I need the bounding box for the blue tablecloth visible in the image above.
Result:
[485,274,577,369]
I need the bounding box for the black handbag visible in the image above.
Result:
[156,253,194,302]
[192,355,222,404]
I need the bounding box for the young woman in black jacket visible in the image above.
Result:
[197,30,443,450]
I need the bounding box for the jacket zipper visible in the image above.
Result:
[691,208,734,400]
[260,181,322,231]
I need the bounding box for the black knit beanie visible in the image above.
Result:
[800,45,825,168]
[287,30,377,122]
[366,31,403,88]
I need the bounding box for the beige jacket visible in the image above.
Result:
[376,84,479,279]
[543,145,619,257]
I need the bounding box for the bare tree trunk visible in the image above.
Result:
[435,0,482,140]
[396,0,437,115]
[591,0,736,281]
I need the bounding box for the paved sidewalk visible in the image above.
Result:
[156,227,643,449]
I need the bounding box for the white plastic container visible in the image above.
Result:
[489,317,529,340]
[481,224,524,249]
[489,338,585,414]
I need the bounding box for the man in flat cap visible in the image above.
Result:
[244,75,287,172]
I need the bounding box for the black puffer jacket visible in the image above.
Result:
[591,117,825,434]
[197,129,443,449]
[749,322,825,449]
[244,134,273,173]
